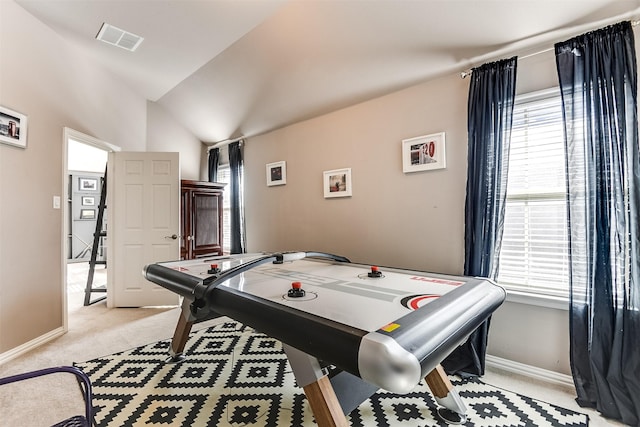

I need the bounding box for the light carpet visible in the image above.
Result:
[74,321,589,426]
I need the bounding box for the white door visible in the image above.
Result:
[107,151,180,307]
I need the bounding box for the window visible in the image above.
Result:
[497,88,570,297]
[217,166,231,254]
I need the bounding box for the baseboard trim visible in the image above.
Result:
[486,354,575,388]
[0,327,66,366]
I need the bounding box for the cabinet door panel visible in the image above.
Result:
[180,180,225,259]
[192,191,222,256]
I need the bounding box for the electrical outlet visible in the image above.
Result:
[53,195,61,209]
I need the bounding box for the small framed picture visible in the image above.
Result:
[0,105,28,149]
[79,177,98,191]
[323,168,352,198]
[80,209,96,220]
[266,161,287,186]
[402,132,446,173]
[82,196,95,206]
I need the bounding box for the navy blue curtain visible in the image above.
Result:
[208,147,219,182]
[555,21,640,425]
[228,141,246,254]
[442,57,517,377]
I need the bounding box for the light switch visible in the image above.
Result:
[53,195,61,209]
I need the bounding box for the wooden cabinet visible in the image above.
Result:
[181,180,225,259]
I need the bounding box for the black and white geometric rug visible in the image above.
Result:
[74,321,589,426]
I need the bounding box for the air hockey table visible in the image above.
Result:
[143,251,506,426]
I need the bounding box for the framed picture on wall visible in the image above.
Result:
[266,161,287,186]
[79,177,98,191]
[80,209,96,220]
[323,168,352,198]
[402,132,446,173]
[82,196,95,206]
[0,105,28,149]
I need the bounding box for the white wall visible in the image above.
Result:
[68,140,109,173]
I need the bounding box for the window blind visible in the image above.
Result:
[497,88,570,295]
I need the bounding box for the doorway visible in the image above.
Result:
[62,128,119,320]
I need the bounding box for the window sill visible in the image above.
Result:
[503,288,570,311]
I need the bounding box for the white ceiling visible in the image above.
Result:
[16,0,640,144]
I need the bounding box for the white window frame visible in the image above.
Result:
[217,166,232,254]
[497,87,571,310]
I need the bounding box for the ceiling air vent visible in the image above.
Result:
[96,23,143,52]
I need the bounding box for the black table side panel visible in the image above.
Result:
[210,286,367,378]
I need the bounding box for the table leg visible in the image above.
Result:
[283,344,350,427]
[425,364,467,424]
[168,315,193,362]
[303,376,349,427]
[166,300,195,363]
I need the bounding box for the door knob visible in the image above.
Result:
[165,234,178,240]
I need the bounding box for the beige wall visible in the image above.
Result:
[146,101,204,181]
[0,1,202,354]
[243,38,638,375]
[0,0,141,353]
[242,48,574,375]
[245,74,469,273]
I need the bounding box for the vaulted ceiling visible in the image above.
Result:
[16,0,640,144]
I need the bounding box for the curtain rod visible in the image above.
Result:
[460,19,640,79]
[207,137,244,151]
